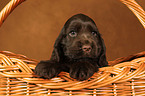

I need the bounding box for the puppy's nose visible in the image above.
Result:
[82,45,92,52]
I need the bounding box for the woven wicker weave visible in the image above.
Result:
[0,51,145,95]
[0,0,145,96]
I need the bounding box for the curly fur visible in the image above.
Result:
[35,14,108,81]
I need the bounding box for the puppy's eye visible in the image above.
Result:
[69,31,77,37]
[91,31,97,36]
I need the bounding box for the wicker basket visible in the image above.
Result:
[0,0,145,96]
[0,51,145,95]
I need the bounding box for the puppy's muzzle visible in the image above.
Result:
[82,45,92,53]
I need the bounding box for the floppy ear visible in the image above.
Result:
[50,27,65,62]
[98,34,108,67]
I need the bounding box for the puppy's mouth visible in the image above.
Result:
[72,49,97,59]
[82,51,92,56]
[71,56,96,62]
[83,50,91,54]
[64,44,98,59]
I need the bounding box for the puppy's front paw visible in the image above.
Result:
[69,61,98,81]
[34,61,61,79]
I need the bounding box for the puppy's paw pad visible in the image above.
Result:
[69,62,98,81]
[34,61,61,79]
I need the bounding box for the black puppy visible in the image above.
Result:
[35,14,108,81]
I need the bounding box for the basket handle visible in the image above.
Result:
[121,0,145,28]
[0,0,25,27]
[0,0,145,28]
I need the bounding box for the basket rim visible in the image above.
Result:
[0,51,145,90]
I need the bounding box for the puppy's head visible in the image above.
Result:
[51,14,108,67]
[62,14,101,59]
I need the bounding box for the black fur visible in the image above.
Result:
[35,14,108,81]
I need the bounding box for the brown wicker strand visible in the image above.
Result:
[120,0,145,28]
[1,51,145,94]
[0,0,25,27]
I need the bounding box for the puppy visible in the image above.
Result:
[35,14,108,81]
